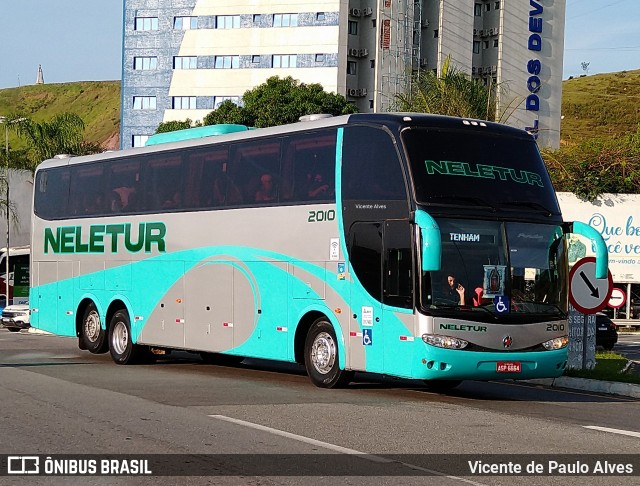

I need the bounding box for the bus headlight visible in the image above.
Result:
[542,336,569,350]
[422,334,469,349]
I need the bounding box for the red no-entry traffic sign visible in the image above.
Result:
[608,288,626,309]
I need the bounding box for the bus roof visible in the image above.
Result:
[35,113,532,172]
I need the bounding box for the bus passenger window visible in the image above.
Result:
[342,126,406,201]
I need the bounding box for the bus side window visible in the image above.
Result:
[281,129,337,203]
[35,168,70,219]
[231,139,282,206]
[348,222,383,301]
[383,221,413,308]
[342,126,407,201]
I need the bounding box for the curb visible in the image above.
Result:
[526,375,640,399]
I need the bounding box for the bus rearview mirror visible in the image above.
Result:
[570,221,608,279]
[415,210,441,272]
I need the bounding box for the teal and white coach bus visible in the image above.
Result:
[30,113,607,389]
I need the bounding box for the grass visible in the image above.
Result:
[560,69,640,144]
[0,81,121,150]
[564,351,640,385]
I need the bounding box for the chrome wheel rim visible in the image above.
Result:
[112,320,129,355]
[311,331,336,375]
[83,310,101,343]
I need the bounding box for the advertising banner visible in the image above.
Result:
[557,193,640,283]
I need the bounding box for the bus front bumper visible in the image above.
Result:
[415,345,568,381]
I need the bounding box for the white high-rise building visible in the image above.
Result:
[121,0,564,149]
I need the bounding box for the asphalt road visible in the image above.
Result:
[616,333,640,362]
[1,328,639,485]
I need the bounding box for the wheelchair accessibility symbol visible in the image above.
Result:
[363,329,373,346]
[494,296,509,314]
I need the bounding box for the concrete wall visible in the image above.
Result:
[0,170,33,249]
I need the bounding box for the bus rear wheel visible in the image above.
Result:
[304,318,353,388]
[81,303,108,354]
[108,310,145,365]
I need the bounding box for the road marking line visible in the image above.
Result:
[209,414,486,485]
[583,426,640,438]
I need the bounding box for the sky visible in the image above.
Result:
[563,0,640,78]
[0,0,639,89]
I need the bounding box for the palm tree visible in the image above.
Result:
[14,113,95,173]
[394,56,502,121]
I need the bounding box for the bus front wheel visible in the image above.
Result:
[81,303,108,354]
[304,318,353,388]
[108,310,145,365]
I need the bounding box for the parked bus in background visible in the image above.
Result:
[0,245,30,308]
[29,114,607,389]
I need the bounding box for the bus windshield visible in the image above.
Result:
[423,218,568,320]
[402,127,560,216]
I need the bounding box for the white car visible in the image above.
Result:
[1,304,30,332]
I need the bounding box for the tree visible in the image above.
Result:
[14,113,101,173]
[202,76,357,128]
[393,56,505,121]
[541,124,640,201]
[155,118,201,134]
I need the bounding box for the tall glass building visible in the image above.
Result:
[121,0,565,149]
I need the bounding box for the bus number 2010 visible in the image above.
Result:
[308,210,336,223]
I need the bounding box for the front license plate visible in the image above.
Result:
[497,361,521,373]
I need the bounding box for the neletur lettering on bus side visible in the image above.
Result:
[44,222,167,254]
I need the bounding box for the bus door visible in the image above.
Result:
[381,220,415,378]
[348,222,384,373]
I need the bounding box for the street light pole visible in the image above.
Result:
[0,116,25,305]
[1,116,10,305]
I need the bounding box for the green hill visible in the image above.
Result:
[560,69,640,143]
[0,81,120,151]
[1,69,639,152]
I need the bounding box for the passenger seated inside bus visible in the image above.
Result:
[111,186,136,212]
[254,173,277,202]
[306,172,332,200]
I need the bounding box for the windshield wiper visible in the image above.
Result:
[499,201,555,217]
[425,196,497,212]
[512,300,566,317]
[430,303,499,320]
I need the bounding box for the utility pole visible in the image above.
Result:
[0,116,26,305]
